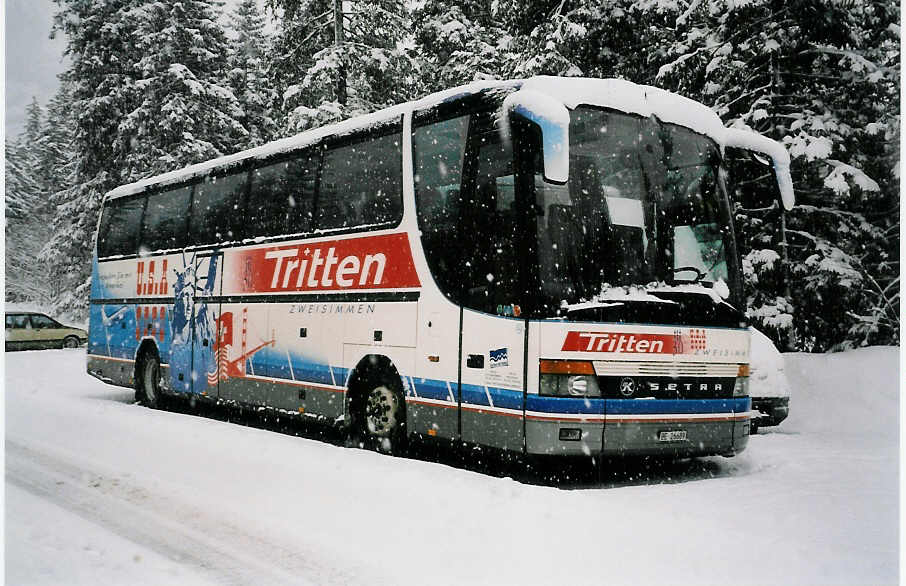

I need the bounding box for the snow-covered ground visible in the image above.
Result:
[5,346,898,585]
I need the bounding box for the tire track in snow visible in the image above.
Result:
[6,440,360,586]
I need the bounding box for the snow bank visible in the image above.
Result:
[784,345,898,439]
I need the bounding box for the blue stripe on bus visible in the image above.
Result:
[487,386,523,410]
[409,379,524,410]
[525,395,749,415]
[410,377,451,401]
[334,366,350,386]
[526,395,605,414]
[460,384,524,410]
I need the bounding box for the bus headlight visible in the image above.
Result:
[539,360,601,398]
[734,364,750,397]
[539,374,602,398]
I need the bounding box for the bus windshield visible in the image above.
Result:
[533,106,739,316]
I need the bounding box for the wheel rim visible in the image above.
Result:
[64,337,78,348]
[365,385,398,437]
[143,359,159,403]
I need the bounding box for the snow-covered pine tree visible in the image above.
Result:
[5,136,41,223]
[411,0,513,92]
[6,98,45,220]
[267,0,416,133]
[654,0,899,350]
[227,0,279,148]
[490,0,676,81]
[41,82,77,199]
[44,0,141,318]
[265,0,334,131]
[5,95,67,305]
[119,0,247,178]
[47,0,247,320]
[5,110,50,303]
[467,0,899,350]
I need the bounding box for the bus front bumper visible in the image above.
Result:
[525,416,750,457]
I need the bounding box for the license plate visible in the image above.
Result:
[658,430,687,442]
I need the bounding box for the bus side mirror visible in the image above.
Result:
[725,148,782,210]
[724,128,795,210]
[502,90,570,184]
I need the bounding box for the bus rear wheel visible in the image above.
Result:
[360,380,406,455]
[136,354,163,409]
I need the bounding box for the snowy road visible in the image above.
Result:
[5,347,898,585]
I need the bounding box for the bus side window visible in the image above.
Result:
[318,130,402,231]
[140,185,192,254]
[97,194,145,258]
[188,170,248,246]
[413,114,470,302]
[247,151,317,239]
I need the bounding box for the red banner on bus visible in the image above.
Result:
[561,331,676,354]
[227,233,421,294]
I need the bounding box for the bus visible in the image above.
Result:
[87,76,794,459]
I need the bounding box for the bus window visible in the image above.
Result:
[140,185,192,254]
[318,131,402,231]
[188,171,248,246]
[247,151,317,239]
[413,114,470,302]
[97,195,145,258]
[459,113,519,315]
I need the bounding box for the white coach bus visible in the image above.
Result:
[87,76,794,458]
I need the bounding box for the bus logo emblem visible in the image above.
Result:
[489,347,509,368]
[619,377,636,397]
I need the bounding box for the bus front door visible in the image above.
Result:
[459,310,526,452]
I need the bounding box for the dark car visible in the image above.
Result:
[5,312,88,351]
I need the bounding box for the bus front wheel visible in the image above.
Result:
[136,354,163,409]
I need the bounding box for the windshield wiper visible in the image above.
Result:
[672,265,707,284]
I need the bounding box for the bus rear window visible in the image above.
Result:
[97,195,145,258]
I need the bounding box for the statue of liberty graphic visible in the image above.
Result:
[170,251,219,393]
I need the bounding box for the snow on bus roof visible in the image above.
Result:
[106,77,734,201]
[521,76,726,140]
[106,79,518,201]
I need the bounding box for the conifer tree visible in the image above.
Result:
[5,133,50,303]
[6,98,45,219]
[227,0,279,148]
[653,0,899,349]
[5,97,58,304]
[47,0,246,319]
[42,82,77,199]
[119,0,246,178]
[411,0,514,92]
[267,0,416,132]
[433,0,900,350]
